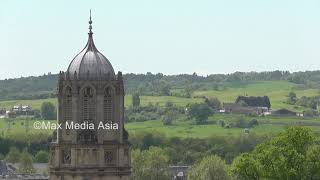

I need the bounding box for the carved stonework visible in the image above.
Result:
[77,129,97,144]
[62,149,71,164]
[105,150,116,165]
[104,87,114,123]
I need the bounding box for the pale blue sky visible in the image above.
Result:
[1,0,320,79]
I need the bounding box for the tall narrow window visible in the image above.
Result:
[83,87,95,122]
[64,87,72,122]
[104,87,113,122]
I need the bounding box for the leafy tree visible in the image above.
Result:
[248,119,259,127]
[217,120,225,127]
[231,127,316,180]
[19,149,36,174]
[234,117,248,128]
[188,155,230,180]
[162,107,180,126]
[33,109,41,119]
[141,133,165,150]
[41,102,56,120]
[306,145,320,179]
[236,96,271,109]
[287,91,297,104]
[187,103,213,124]
[231,153,261,180]
[132,147,170,180]
[6,147,21,163]
[205,97,221,110]
[132,92,141,107]
[185,82,195,98]
[146,147,170,180]
[132,149,146,180]
[34,150,49,163]
[296,96,320,110]
[162,115,173,126]
[158,80,171,96]
[164,101,173,108]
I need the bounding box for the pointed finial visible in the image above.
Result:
[89,9,93,34]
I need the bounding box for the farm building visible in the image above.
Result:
[12,105,33,115]
[222,103,269,115]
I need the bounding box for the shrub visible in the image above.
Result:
[234,117,248,128]
[132,92,140,107]
[41,102,56,120]
[205,97,221,110]
[19,149,35,174]
[248,119,259,127]
[6,147,21,163]
[217,120,225,127]
[187,103,213,124]
[34,150,49,163]
[162,115,173,126]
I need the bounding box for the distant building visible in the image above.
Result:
[169,166,190,180]
[296,112,304,117]
[222,103,268,115]
[263,111,271,116]
[272,108,296,116]
[244,128,250,134]
[12,105,32,115]
[5,111,16,119]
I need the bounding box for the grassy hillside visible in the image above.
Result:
[1,80,317,112]
[193,80,319,111]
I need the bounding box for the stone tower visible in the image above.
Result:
[49,12,131,180]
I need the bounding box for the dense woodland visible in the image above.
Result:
[2,70,320,100]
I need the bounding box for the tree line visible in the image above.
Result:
[236,96,271,109]
[2,70,320,100]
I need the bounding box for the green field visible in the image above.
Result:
[0,98,57,111]
[0,96,203,111]
[194,80,319,111]
[1,113,319,140]
[126,113,320,138]
[0,80,319,139]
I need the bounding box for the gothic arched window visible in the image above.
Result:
[64,87,72,122]
[104,87,113,122]
[83,87,95,122]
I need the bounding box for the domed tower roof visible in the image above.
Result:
[67,11,115,79]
